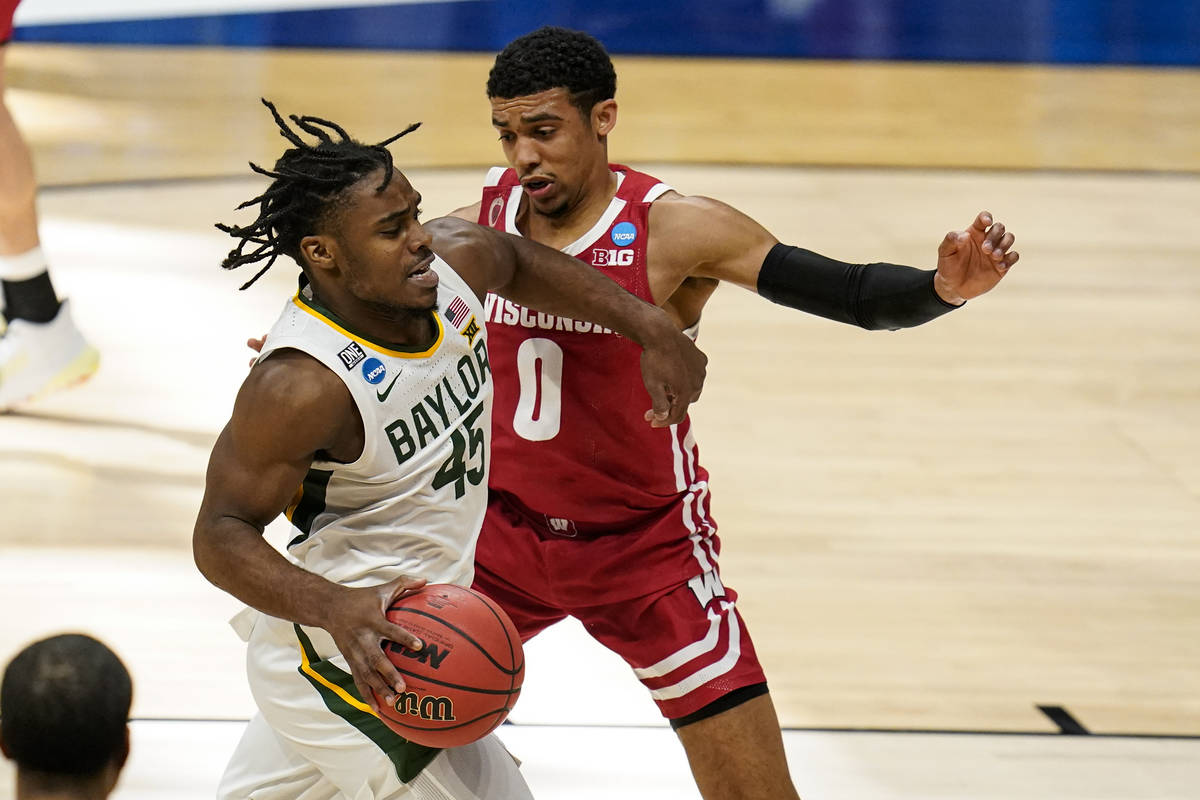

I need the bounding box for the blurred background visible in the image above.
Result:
[2,1,1198,798]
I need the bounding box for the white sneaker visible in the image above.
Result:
[0,299,100,411]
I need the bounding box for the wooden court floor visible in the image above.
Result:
[0,45,1198,798]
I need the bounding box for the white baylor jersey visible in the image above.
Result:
[257,256,491,590]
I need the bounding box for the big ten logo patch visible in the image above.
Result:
[592,248,635,267]
[687,570,726,609]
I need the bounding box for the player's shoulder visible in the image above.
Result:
[229,348,357,455]
[242,349,351,422]
[427,217,503,298]
[427,216,493,253]
[650,191,732,213]
[446,201,482,222]
[648,193,745,238]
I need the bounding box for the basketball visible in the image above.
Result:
[373,584,524,748]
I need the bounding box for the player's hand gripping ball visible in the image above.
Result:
[373,584,524,748]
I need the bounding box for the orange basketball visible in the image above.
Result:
[373,584,523,748]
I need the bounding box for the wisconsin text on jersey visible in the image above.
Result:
[484,294,619,335]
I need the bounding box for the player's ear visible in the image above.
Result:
[300,235,336,274]
[593,99,617,139]
[117,725,131,770]
[101,727,130,794]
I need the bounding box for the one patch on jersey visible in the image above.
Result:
[488,196,505,227]
[611,221,638,247]
[445,295,471,327]
[361,357,387,385]
[460,316,481,345]
[337,341,367,370]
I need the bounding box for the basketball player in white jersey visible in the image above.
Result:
[193,101,706,800]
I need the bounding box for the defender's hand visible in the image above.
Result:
[640,329,707,428]
[934,211,1019,304]
[321,575,427,714]
[246,334,267,368]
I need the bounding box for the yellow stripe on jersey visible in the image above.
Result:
[284,485,303,522]
[297,630,379,718]
[292,293,445,359]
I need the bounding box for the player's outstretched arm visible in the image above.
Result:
[445,201,482,222]
[656,197,1018,331]
[428,216,707,427]
[193,352,425,712]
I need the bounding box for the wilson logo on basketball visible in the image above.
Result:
[391,692,456,722]
[396,643,451,670]
[377,584,524,748]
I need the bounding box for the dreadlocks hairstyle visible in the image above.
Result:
[486,26,617,119]
[217,99,421,289]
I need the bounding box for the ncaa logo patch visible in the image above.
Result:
[611,221,637,247]
[361,358,387,385]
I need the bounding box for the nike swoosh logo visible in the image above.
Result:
[376,372,401,402]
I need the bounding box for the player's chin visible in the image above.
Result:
[418,287,440,311]
[532,194,570,219]
[375,289,438,316]
[397,284,439,309]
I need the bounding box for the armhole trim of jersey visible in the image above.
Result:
[561,197,629,257]
[484,166,507,187]
[504,186,523,234]
[644,183,674,203]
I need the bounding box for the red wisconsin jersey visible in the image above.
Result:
[477,165,714,537]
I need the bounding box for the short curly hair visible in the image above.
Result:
[1,634,132,777]
[486,26,617,118]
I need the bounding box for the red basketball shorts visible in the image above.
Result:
[471,492,766,721]
[1,0,20,44]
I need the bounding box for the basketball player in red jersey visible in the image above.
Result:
[449,27,1020,800]
[0,0,99,410]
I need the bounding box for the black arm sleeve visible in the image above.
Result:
[755,243,962,331]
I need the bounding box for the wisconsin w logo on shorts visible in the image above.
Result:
[688,570,726,609]
[544,516,578,537]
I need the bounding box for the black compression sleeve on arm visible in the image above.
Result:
[755,243,962,331]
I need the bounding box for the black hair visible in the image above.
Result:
[486,26,617,118]
[0,633,132,776]
[218,99,420,289]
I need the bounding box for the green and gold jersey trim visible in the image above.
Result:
[294,624,441,783]
[284,468,333,549]
[293,292,445,359]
